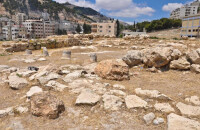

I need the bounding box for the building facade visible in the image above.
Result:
[23,20,55,38]
[181,14,200,37]
[91,21,117,36]
[2,25,19,40]
[14,13,28,25]
[170,0,200,19]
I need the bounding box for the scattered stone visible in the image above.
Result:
[170,57,190,70]
[0,107,13,118]
[102,94,123,111]
[26,86,43,98]
[185,96,200,106]
[38,58,46,61]
[122,50,143,67]
[8,73,28,90]
[15,106,28,114]
[143,113,155,124]
[17,69,37,77]
[187,48,200,64]
[135,88,171,100]
[125,95,147,109]
[30,92,65,119]
[63,71,81,83]
[113,84,125,90]
[167,113,200,130]
[191,64,200,73]
[75,89,100,105]
[45,81,68,91]
[95,59,130,81]
[24,59,36,63]
[109,90,126,97]
[153,117,164,125]
[154,103,175,113]
[176,102,200,117]
[37,72,60,84]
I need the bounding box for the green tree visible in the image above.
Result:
[116,20,120,37]
[76,24,81,34]
[83,23,91,34]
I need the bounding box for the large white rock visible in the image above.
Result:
[26,86,43,98]
[167,113,200,130]
[37,72,60,84]
[45,81,68,91]
[63,71,81,83]
[0,107,13,118]
[185,96,200,106]
[75,89,100,105]
[170,57,190,70]
[102,94,123,111]
[191,64,200,73]
[187,48,200,64]
[0,65,10,72]
[122,50,143,67]
[17,69,37,77]
[154,103,175,113]
[176,102,200,117]
[135,88,171,100]
[125,95,147,109]
[143,112,155,124]
[8,73,28,90]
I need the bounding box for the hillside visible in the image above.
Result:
[0,0,109,23]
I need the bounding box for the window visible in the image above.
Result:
[100,26,103,28]
[109,26,111,28]
[189,30,191,32]
[100,30,102,32]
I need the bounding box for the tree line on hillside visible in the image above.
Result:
[125,18,182,32]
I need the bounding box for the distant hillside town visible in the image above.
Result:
[170,0,200,19]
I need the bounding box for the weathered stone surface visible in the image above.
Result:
[15,106,28,114]
[102,94,123,111]
[143,47,174,68]
[30,92,65,119]
[135,88,171,100]
[0,107,13,118]
[113,84,125,90]
[8,73,28,90]
[154,103,175,113]
[109,90,126,97]
[122,50,143,67]
[191,64,200,73]
[17,69,37,77]
[63,71,81,83]
[24,59,36,63]
[37,72,60,84]
[125,95,147,109]
[176,102,200,117]
[45,81,68,91]
[187,48,200,64]
[170,57,190,70]
[171,49,182,60]
[185,96,200,106]
[0,65,9,72]
[95,59,129,81]
[75,89,100,105]
[167,113,200,130]
[26,86,43,98]
[153,117,164,125]
[143,113,155,124]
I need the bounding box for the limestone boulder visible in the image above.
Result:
[143,47,174,68]
[102,94,123,111]
[170,57,190,70]
[26,86,43,98]
[187,48,200,64]
[167,113,200,130]
[122,50,143,67]
[176,102,200,117]
[185,96,200,106]
[8,73,28,90]
[191,64,200,73]
[30,92,65,119]
[95,59,129,81]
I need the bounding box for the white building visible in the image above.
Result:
[23,20,55,38]
[14,13,28,25]
[170,0,200,19]
[2,25,19,40]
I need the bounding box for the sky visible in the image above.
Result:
[54,0,196,24]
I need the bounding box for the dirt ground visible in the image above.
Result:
[0,37,200,130]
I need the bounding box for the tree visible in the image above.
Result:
[116,19,120,37]
[76,24,81,34]
[83,23,91,34]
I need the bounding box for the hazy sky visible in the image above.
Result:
[54,0,195,24]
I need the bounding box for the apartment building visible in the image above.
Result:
[181,14,200,37]
[91,21,117,36]
[14,13,28,25]
[170,0,200,19]
[2,25,19,40]
[23,20,55,38]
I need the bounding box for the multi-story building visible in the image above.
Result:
[91,20,117,36]
[14,13,28,25]
[2,24,19,40]
[23,20,55,38]
[58,20,78,34]
[170,0,200,19]
[0,17,10,37]
[181,14,200,37]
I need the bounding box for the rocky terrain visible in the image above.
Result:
[1,34,200,129]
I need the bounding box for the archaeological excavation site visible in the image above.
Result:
[1,34,200,130]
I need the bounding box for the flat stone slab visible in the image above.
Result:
[176,102,200,117]
[75,89,100,105]
[167,113,200,130]
[102,94,123,111]
[154,103,175,113]
[125,95,147,109]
